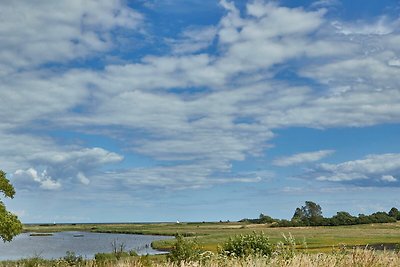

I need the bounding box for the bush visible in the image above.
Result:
[94,251,133,262]
[63,251,83,265]
[167,234,202,263]
[21,257,47,267]
[220,231,273,258]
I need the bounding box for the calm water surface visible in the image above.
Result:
[0,231,173,260]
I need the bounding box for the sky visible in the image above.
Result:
[1,0,400,223]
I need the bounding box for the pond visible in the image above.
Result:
[0,231,174,260]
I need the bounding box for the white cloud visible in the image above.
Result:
[93,163,268,190]
[77,172,90,185]
[388,58,400,67]
[215,1,326,76]
[332,17,398,35]
[0,0,143,73]
[381,175,397,182]
[273,150,334,166]
[14,168,61,190]
[1,0,400,201]
[25,147,123,187]
[0,131,122,190]
[31,147,123,166]
[36,2,400,191]
[311,0,340,8]
[308,154,400,183]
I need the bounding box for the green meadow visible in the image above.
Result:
[24,221,400,253]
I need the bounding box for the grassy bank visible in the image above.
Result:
[24,221,400,252]
[1,248,400,267]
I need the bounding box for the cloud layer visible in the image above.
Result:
[273,150,334,166]
[1,0,400,221]
[307,154,400,184]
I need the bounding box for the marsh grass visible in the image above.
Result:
[2,247,400,267]
[24,221,400,253]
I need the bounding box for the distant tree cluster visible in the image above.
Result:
[240,201,399,227]
[239,213,275,224]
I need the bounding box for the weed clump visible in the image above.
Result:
[167,234,202,263]
[220,231,273,258]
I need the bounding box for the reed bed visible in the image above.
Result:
[2,248,400,267]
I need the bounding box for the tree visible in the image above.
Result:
[258,213,275,224]
[388,207,400,220]
[292,201,323,226]
[368,211,396,223]
[0,170,23,242]
[330,211,356,226]
[291,207,306,225]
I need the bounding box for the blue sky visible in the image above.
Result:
[1,0,400,223]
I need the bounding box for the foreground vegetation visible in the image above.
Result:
[2,239,400,267]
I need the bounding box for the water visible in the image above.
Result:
[0,231,174,260]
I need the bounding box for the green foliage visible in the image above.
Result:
[300,201,323,226]
[389,207,400,220]
[0,171,15,198]
[258,213,275,224]
[274,202,399,228]
[291,208,305,225]
[18,256,47,267]
[167,234,202,263]
[366,211,396,223]
[239,213,276,224]
[289,201,324,226]
[137,254,153,267]
[94,251,131,261]
[273,233,300,260]
[220,231,273,258]
[0,170,23,242]
[94,239,138,263]
[330,212,357,226]
[63,251,83,265]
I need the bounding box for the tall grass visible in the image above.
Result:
[2,248,400,267]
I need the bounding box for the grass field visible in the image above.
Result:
[23,221,400,253]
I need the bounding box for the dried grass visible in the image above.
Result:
[92,249,400,267]
[2,248,400,267]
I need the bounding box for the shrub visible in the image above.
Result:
[220,231,273,258]
[63,251,83,265]
[167,234,202,263]
[19,256,47,267]
[129,250,139,257]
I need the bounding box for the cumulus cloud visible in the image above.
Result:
[381,175,397,182]
[13,168,61,190]
[0,133,123,190]
[273,150,334,166]
[25,147,123,187]
[77,172,90,185]
[306,154,400,183]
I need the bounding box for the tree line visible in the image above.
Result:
[240,201,400,227]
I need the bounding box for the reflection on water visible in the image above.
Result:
[0,231,173,260]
